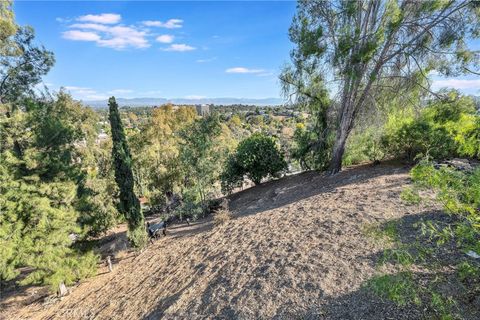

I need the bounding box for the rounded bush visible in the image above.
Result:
[221,132,287,193]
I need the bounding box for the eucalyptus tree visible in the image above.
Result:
[282,0,480,173]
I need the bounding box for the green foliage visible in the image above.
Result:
[24,91,97,180]
[174,190,205,221]
[430,292,456,320]
[400,187,421,205]
[343,127,384,166]
[455,115,480,159]
[368,272,421,306]
[282,68,333,171]
[405,159,480,316]
[0,154,99,290]
[382,117,454,162]
[411,161,480,252]
[77,176,119,237]
[0,26,54,104]
[364,220,399,242]
[338,91,478,170]
[380,246,415,267]
[457,261,480,281]
[179,113,227,213]
[129,104,197,203]
[108,96,146,248]
[220,154,245,194]
[382,221,400,242]
[382,92,479,162]
[1,94,100,291]
[0,1,19,56]
[221,132,287,193]
[285,0,478,172]
[291,120,333,171]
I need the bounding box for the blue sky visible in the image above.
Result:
[13,1,480,101]
[14,1,297,100]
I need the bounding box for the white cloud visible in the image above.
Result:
[184,95,207,99]
[64,86,108,100]
[163,19,183,29]
[77,13,121,24]
[84,94,110,100]
[226,67,265,74]
[97,26,149,49]
[108,89,133,95]
[196,57,217,63]
[69,23,110,32]
[61,14,190,50]
[65,23,149,49]
[156,34,174,43]
[162,43,196,52]
[432,79,480,90]
[64,86,135,100]
[62,30,101,42]
[142,19,183,29]
[142,20,162,27]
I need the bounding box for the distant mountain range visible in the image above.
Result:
[83,97,284,108]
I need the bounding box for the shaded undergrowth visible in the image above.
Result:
[363,210,480,319]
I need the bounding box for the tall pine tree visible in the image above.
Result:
[108,96,147,247]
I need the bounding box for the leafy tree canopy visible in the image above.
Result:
[283,0,480,173]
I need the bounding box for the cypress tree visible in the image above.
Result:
[108,96,147,247]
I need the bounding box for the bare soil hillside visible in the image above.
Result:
[2,163,474,319]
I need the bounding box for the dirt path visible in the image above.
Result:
[1,163,442,319]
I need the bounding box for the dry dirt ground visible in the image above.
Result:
[0,163,471,319]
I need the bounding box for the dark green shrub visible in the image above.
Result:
[382,119,456,162]
[77,177,120,238]
[291,112,334,171]
[221,133,287,193]
[220,155,245,194]
[291,122,331,170]
[343,127,384,166]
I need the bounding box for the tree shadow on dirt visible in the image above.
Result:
[228,162,410,218]
[141,279,198,320]
[313,209,480,320]
[141,208,480,319]
[0,271,50,312]
[165,218,214,240]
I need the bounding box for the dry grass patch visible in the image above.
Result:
[213,209,232,225]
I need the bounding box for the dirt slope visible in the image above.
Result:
[1,163,447,319]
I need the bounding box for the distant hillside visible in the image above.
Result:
[84,97,284,108]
